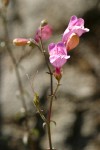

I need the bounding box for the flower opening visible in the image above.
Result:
[48,42,70,68]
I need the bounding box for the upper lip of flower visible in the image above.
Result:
[62,15,89,50]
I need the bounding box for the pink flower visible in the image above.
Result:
[48,42,70,68]
[62,15,89,50]
[34,24,52,42]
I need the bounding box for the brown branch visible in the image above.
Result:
[1,6,29,132]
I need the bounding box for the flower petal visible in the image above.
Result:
[48,42,70,68]
[62,15,89,50]
[66,33,79,51]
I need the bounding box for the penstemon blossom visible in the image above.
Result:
[48,15,89,80]
[13,15,89,150]
[62,15,89,50]
[34,24,52,42]
[48,42,70,79]
[48,42,70,68]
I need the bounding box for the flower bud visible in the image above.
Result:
[13,38,29,46]
[34,24,52,42]
[53,68,62,81]
[40,19,48,27]
[66,33,79,51]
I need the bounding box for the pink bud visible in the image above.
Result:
[34,24,52,42]
[13,38,29,46]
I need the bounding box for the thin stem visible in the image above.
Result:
[39,39,52,74]
[48,81,60,121]
[53,81,60,96]
[47,123,53,150]
[39,36,61,149]
[39,33,53,149]
[1,7,29,132]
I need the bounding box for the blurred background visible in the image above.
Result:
[0,0,100,150]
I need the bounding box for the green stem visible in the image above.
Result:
[47,123,53,150]
[33,26,60,150]
[39,35,53,149]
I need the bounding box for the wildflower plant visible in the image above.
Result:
[13,16,89,150]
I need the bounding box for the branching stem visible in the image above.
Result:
[1,6,29,132]
[38,31,60,149]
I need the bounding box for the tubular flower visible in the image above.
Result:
[48,42,70,68]
[34,24,52,42]
[62,15,89,50]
